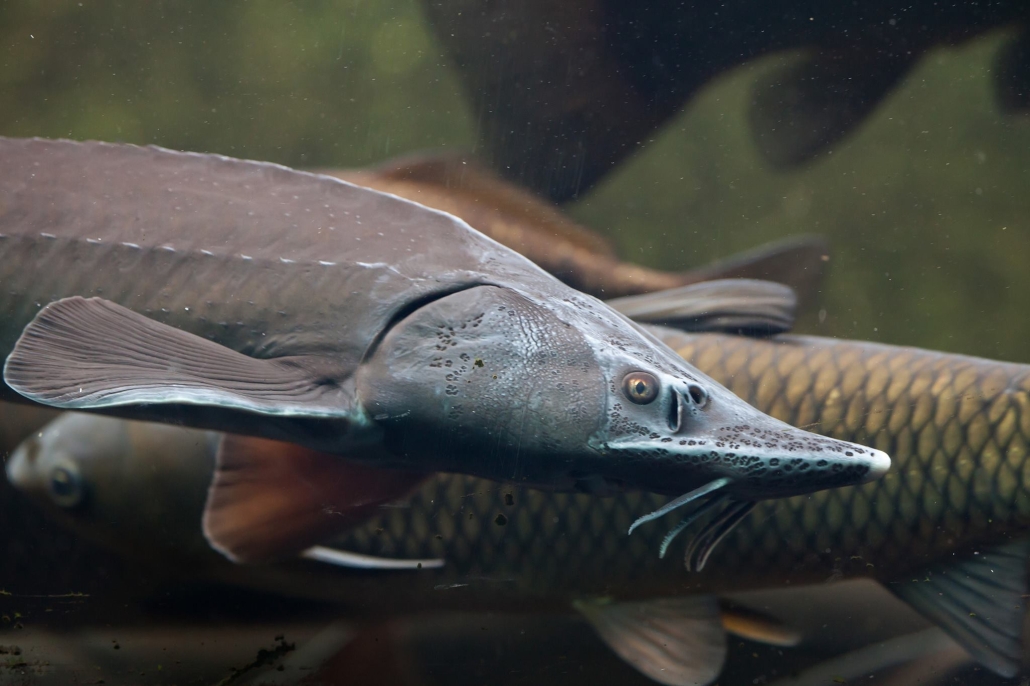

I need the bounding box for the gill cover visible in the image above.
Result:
[357,285,606,487]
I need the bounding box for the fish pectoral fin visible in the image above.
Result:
[300,545,444,571]
[608,279,796,335]
[4,296,357,419]
[203,434,426,564]
[718,603,801,647]
[889,538,1030,678]
[574,595,726,686]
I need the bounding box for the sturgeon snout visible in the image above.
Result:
[608,374,890,570]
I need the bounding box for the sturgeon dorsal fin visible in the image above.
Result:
[889,538,1030,678]
[203,434,426,564]
[607,279,796,335]
[4,296,354,419]
[574,596,726,686]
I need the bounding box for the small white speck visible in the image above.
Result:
[241,254,252,261]
[184,307,190,311]
[201,249,214,256]
[86,238,102,244]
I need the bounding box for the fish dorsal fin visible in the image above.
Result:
[718,604,800,647]
[4,296,359,420]
[574,596,726,686]
[203,434,425,564]
[607,279,796,335]
[889,538,1030,678]
[682,235,829,308]
[749,52,916,168]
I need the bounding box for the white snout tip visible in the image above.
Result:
[860,448,892,483]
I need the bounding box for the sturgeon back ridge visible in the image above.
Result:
[0,138,885,520]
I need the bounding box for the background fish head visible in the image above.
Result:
[5,412,216,558]
[6,412,103,516]
[358,285,890,499]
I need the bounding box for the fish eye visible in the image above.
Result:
[47,461,85,509]
[623,371,660,404]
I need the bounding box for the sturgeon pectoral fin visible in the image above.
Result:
[574,596,726,686]
[301,546,444,571]
[608,280,796,335]
[4,297,354,419]
[889,538,1030,678]
[203,434,426,564]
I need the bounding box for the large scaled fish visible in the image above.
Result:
[0,137,887,565]
[8,331,1029,684]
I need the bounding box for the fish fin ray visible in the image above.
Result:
[890,538,1030,677]
[203,434,425,563]
[4,296,357,419]
[574,595,726,686]
[608,279,795,335]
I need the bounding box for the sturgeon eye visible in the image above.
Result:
[623,372,660,404]
[48,460,85,509]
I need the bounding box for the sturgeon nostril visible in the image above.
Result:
[668,390,682,432]
[687,384,708,408]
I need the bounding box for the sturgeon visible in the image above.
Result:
[0,137,887,563]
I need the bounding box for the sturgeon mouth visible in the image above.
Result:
[628,477,756,572]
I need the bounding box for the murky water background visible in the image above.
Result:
[1,2,1029,685]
